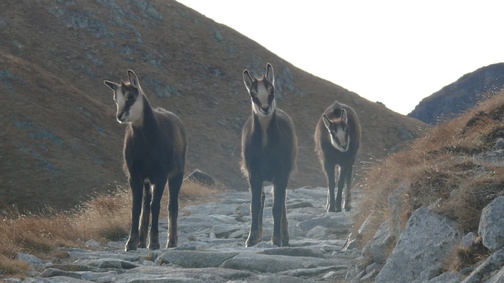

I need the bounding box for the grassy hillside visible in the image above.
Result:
[0,0,427,212]
[355,91,504,271]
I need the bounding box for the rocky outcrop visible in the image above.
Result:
[351,193,504,283]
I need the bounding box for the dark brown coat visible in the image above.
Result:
[314,101,360,212]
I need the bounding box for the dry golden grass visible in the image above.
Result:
[0,179,221,278]
[353,91,504,267]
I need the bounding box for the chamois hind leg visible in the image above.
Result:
[343,165,354,212]
[148,175,167,250]
[138,182,152,248]
[125,177,143,251]
[324,161,337,212]
[166,172,183,248]
[246,176,263,247]
[272,177,288,247]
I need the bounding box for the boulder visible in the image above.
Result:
[375,207,462,283]
[478,196,504,252]
[370,220,395,264]
[186,169,215,187]
[461,248,504,283]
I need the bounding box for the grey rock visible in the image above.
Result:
[157,250,239,268]
[87,258,138,269]
[388,183,408,239]
[306,225,328,238]
[370,220,395,264]
[221,252,347,273]
[16,252,44,271]
[427,272,462,283]
[461,248,504,283]
[460,232,479,249]
[479,196,504,252]
[375,207,463,283]
[187,169,216,187]
[485,266,504,283]
[259,247,324,258]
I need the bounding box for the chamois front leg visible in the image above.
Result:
[324,161,337,212]
[126,177,143,251]
[246,176,263,247]
[148,176,167,250]
[272,177,289,247]
[138,182,152,248]
[343,165,353,212]
[336,166,347,212]
[167,173,183,248]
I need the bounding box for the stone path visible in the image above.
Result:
[13,186,362,282]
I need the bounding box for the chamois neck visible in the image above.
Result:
[253,108,275,126]
[253,110,276,147]
[131,95,156,130]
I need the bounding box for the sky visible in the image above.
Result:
[176,1,504,115]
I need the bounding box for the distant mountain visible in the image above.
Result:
[408,63,504,124]
[0,0,427,212]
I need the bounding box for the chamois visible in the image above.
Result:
[104,70,187,251]
[314,101,360,212]
[241,63,297,247]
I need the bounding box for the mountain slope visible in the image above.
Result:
[0,0,427,212]
[409,63,504,124]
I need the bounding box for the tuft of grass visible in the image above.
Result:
[353,91,504,268]
[0,179,222,278]
[444,237,490,272]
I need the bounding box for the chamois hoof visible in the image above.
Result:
[125,240,138,252]
[326,206,336,213]
[246,232,261,247]
[272,236,282,247]
[282,234,289,246]
[166,237,178,248]
[148,242,160,250]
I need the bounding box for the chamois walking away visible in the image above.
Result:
[314,101,361,212]
[104,70,187,251]
[241,63,298,247]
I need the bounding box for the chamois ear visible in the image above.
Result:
[265,63,275,86]
[340,109,348,123]
[104,80,117,91]
[322,114,332,130]
[127,69,140,89]
[243,69,254,94]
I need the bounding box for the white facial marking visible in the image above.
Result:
[115,89,127,123]
[325,119,349,152]
[252,83,275,117]
[114,88,143,124]
[128,94,143,125]
[334,125,348,152]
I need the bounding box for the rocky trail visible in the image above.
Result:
[11,186,363,283]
